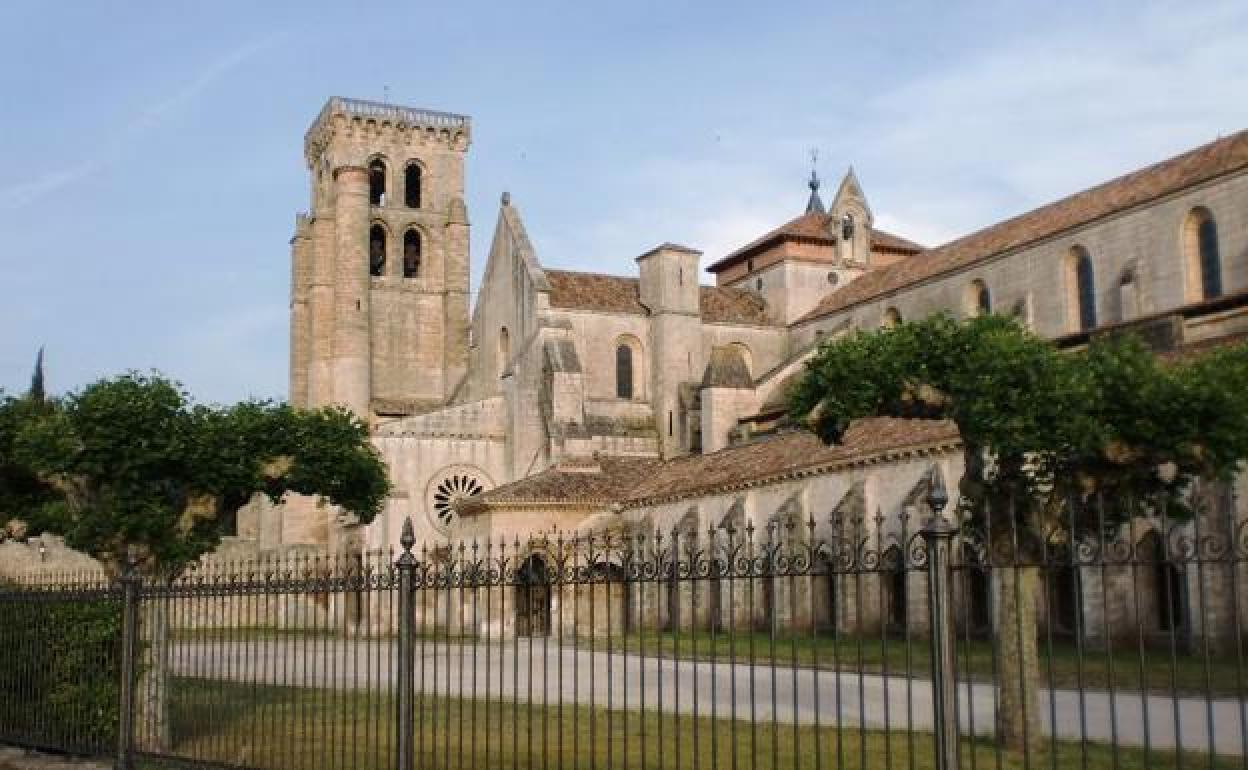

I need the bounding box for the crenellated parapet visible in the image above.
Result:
[304,96,471,167]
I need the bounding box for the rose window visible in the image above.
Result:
[428,471,485,532]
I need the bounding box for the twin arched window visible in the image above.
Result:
[405,163,422,208]
[1067,246,1096,331]
[1184,208,1222,301]
[369,224,387,277]
[368,159,386,206]
[403,230,421,278]
[367,158,423,209]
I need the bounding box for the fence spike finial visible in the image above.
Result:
[926,463,949,515]
[400,516,415,552]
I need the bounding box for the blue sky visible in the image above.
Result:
[1,1,1246,403]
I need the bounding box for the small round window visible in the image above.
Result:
[425,466,492,533]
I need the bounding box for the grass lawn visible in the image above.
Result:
[149,678,1238,770]
[588,630,1247,698]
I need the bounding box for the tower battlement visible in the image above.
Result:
[305,96,471,160]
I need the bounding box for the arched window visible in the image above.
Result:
[965,280,991,317]
[404,163,422,208]
[403,229,421,278]
[368,159,386,206]
[498,327,510,378]
[882,307,902,328]
[369,224,387,277]
[1183,208,1222,301]
[1066,246,1096,331]
[1118,265,1139,322]
[616,344,634,399]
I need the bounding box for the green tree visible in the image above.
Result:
[0,371,391,750]
[789,314,1248,752]
[2,371,389,574]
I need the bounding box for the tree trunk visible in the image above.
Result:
[995,559,1042,754]
[136,600,172,752]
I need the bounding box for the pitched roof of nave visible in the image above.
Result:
[458,417,959,515]
[544,269,772,325]
[705,211,924,273]
[798,129,1248,325]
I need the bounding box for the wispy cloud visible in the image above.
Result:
[0,32,285,211]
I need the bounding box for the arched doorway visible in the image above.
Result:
[516,553,552,637]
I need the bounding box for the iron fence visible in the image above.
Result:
[2,483,1247,769]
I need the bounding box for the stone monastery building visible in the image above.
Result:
[266,96,1248,642]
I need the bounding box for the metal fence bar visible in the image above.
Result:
[115,557,140,770]
[396,519,416,770]
[921,469,958,770]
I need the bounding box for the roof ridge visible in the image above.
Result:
[798,128,1248,324]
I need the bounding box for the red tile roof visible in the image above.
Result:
[462,418,959,512]
[798,130,1248,325]
[544,269,772,325]
[706,212,923,273]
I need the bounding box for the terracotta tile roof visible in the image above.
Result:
[462,456,661,510]
[544,269,773,325]
[871,229,925,254]
[625,418,958,505]
[706,211,923,273]
[699,285,771,325]
[546,270,645,315]
[463,418,959,512]
[799,130,1248,325]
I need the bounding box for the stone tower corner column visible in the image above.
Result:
[289,219,312,408]
[331,165,372,418]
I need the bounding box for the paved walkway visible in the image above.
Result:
[168,639,1248,756]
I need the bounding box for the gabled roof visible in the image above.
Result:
[798,129,1248,325]
[705,212,923,273]
[544,269,773,325]
[461,417,959,513]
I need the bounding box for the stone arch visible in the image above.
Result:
[614,334,643,400]
[369,221,389,277]
[1065,245,1096,331]
[1183,207,1222,301]
[515,552,552,637]
[964,279,991,317]
[665,507,700,631]
[1134,528,1185,635]
[403,160,423,209]
[367,156,387,206]
[881,543,907,633]
[882,307,902,328]
[402,228,422,278]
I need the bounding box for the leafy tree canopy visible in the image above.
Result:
[788,314,1248,524]
[0,372,390,574]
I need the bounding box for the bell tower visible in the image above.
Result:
[291,97,472,418]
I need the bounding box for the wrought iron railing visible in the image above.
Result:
[2,482,1246,769]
